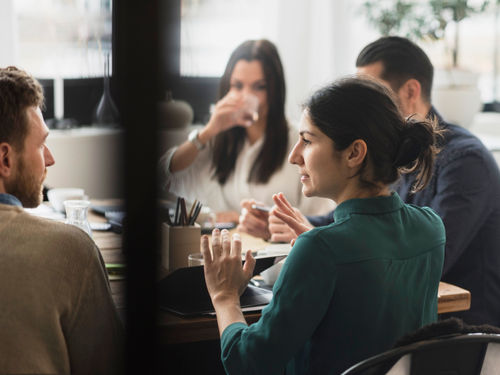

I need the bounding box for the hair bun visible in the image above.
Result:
[393,118,434,168]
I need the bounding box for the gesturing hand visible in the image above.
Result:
[268,214,297,243]
[202,229,256,306]
[271,192,314,245]
[237,199,271,240]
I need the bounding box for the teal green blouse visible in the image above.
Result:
[221,193,445,374]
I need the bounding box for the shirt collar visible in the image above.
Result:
[0,193,22,207]
[333,192,404,222]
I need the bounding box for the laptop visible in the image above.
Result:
[158,255,277,317]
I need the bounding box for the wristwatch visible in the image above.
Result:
[188,128,205,151]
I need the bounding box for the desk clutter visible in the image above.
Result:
[27,189,124,236]
[90,204,125,233]
[161,196,202,272]
[160,196,236,271]
[165,197,202,227]
[158,256,278,317]
[161,223,201,271]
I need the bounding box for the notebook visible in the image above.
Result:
[158,255,277,317]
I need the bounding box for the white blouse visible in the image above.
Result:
[160,126,336,215]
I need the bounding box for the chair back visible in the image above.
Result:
[341,333,500,375]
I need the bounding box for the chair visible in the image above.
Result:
[341,333,500,375]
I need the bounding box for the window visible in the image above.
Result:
[180,0,279,77]
[14,0,112,78]
[418,11,498,103]
[177,0,500,120]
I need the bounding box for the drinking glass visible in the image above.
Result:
[64,200,92,237]
[225,91,259,126]
[188,253,204,267]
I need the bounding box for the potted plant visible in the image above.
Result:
[362,0,491,127]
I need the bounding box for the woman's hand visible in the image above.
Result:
[202,229,256,306]
[216,211,240,224]
[271,193,314,245]
[237,199,271,240]
[202,91,257,140]
[169,91,258,173]
[268,214,297,243]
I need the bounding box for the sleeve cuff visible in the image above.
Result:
[158,146,178,186]
[221,322,248,348]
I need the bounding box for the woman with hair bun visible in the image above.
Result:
[201,77,446,374]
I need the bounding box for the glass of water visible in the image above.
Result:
[64,200,92,237]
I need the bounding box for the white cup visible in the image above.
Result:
[260,259,286,286]
[48,188,87,213]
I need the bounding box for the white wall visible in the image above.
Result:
[45,128,124,199]
[272,0,379,124]
[0,0,16,66]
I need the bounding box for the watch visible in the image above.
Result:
[188,128,205,151]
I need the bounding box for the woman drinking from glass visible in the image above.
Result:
[160,39,333,223]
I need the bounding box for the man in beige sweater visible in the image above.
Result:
[0,66,123,374]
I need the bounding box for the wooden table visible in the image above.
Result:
[158,281,471,345]
[88,201,125,313]
[155,233,471,344]
[88,214,471,345]
[437,281,471,314]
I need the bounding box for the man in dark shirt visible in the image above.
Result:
[238,36,500,327]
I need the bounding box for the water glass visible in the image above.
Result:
[64,200,92,237]
[188,253,204,267]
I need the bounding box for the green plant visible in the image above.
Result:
[362,0,490,67]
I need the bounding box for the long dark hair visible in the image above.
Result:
[211,39,289,184]
[306,77,441,192]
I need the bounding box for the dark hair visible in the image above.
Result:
[356,36,434,104]
[211,39,288,184]
[306,77,441,192]
[0,66,44,150]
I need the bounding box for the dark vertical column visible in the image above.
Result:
[113,1,164,373]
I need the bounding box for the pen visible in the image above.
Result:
[190,202,203,225]
[174,198,180,226]
[187,200,197,223]
[180,198,188,226]
[251,204,271,212]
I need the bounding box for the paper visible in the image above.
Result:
[257,243,291,257]
[24,204,65,221]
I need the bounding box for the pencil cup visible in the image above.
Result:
[161,223,201,272]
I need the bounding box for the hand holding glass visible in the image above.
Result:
[207,92,259,134]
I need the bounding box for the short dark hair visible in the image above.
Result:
[305,77,440,192]
[211,39,288,184]
[0,66,44,150]
[356,36,434,104]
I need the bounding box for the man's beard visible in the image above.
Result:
[5,157,45,208]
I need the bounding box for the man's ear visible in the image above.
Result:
[0,143,14,178]
[345,139,367,169]
[400,79,421,105]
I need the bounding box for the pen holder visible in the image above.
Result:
[161,223,201,272]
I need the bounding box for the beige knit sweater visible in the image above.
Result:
[0,203,124,374]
